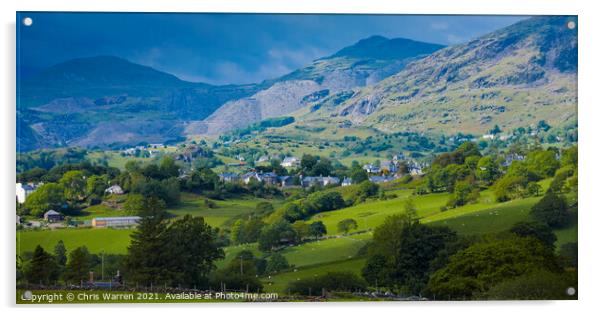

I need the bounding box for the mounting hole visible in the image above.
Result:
[566,287,576,296]
[567,21,576,30]
[22,17,33,27]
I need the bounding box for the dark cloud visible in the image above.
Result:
[17,12,526,85]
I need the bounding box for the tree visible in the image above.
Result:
[24,183,65,217]
[311,158,334,176]
[240,218,266,244]
[447,181,480,208]
[559,242,578,268]
[86,174,109,198]
[350,166,369,184]
[525,150,560,180]
[475,156,500,184]
[159,156,180,179]
[63,246,93,284]
[282,203,304,222]
[125,213,223,287]
[510,221,557,249]
[230,219,244,244]
[258,220,298,251]
[493,175,528,202]
[123,194,145,215]
[124,210,170,286]
[163,215,225,287]
[403,198,418,221]
[357,180,379,201]
[366,215,457,294]
[337,218,358,234]
[308,221,327,239]
[300,154,318,173]
[210,251,263,291]
[292,221,310,239]
[266,253,290,273]
[560,146,577,168]
[530,191,570,228]
[482,270,577,300]
[288,272,367,295]
[424,237,559,299]
[54,240,67,267]
[59,170,87,202]
[361,253,389,287]
[24,245,59,285]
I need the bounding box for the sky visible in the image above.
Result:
[17,13,526,85]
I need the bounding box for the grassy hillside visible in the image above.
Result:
[261,258,367,293]
[17,176,576,287]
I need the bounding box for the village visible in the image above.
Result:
[15,150,434,232]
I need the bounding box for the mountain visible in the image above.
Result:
[185,36,444,135]
[18,17,578,151]
[291,16,577,136]
[330,35,445,60]
[17,56,259,151]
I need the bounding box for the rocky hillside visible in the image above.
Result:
[17,56,258,151]
[301,16,577,135]
[185,37,444,135]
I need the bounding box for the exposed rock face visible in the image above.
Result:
[186,36,444,136]
[186,80,321,135]
[322,16,577,135]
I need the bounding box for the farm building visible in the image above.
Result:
[92,216,141,228]
[44,210,63,222]
[105,184,124,195]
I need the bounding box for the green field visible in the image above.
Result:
[167,193,282,228]
[76,204,127,220]
[17,228,133,256]
[261,258,367,293]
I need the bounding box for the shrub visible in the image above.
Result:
[530,191,570,228]
[287,272,367,295]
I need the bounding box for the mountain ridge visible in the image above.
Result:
[186,36,445,135]
[285,16,577,136]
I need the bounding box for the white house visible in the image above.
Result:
[219,172,240,182]
[363,164,381,174]
[16,183,38,204]
[342,178,352,186]
[242,172,261,184]
[409,165,424,176]
[105,184,124,195]
[322,176,340,186]
[256,155,270,164]
[281,157,300,168]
